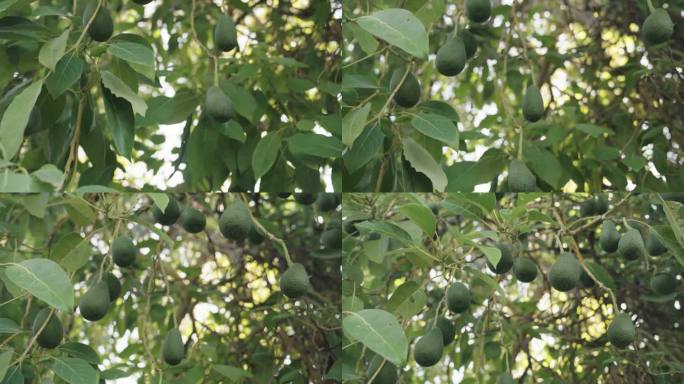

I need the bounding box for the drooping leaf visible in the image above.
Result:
[410,112,459,147]
[45,54,85,98]
[252,132,281,181]
[100,70,147,116]
[342,309,408,366]
[402,138,446,192]
[39,29,69,70]
[356,9,429,59]
[0,79,44,159]
[50,357,98,384]
[342,103,371,148]
[6,258,74,312]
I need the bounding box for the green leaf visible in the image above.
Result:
[396,203,435,237]
[575,123,614,138]
[343,124,384,173]
[356,9,429,59]
[50,357,98,384]
[108,34,155,80]
[287,133,342,158]
[101,84,135,159]
[137,91,198,126]
[39,29,69,70]
[212,365,254,382]
[0,347,13,381]
[252,132,281,180]
[342,309,408,366]
[6,258,74,312]
[342,103,371,148]
[100,70,147,116]
[354,221,414,244]
[147,193,169,212]
[524,144,562,189]
[58,342,101,365]
[445,149,507,192]
[402,138,446,192]
[45,54,85,98]
[217,120,246,143]
[0,318,21,334]
[31,164,64,189]
[385,281,427,319]
[57,235,92,273]
[0,79,44,159]
[478,245,501,268]
[221,81,257,123]
[583,260,616,291]
[0,0,21,14]
[410,113,459,147]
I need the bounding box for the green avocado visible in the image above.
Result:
[344,220,360,236]
[579,198,597,217]
[83,2,113,42]
[219,200,252,241]
[513,257,538,282]
[447,281,471,313]
[645,231,668,256]
[214,14,238,52]
[434,317,456,345]
[497,373,515,384]
[607,313,635,348]
[32,308,63,349]
[112,235,137,268]
[162,328,184,365]
[461,29,477,59]
[321,225,342,250]
[487,243,514,274]
[389,69,421,108]
[578,267,596,288]
[465,0,491,23]
[548,252,581,292]
[25,107,43,135]
[21,363,36,383]
[205,86,234,123]
[414,328,443,367]
[103,272,122,301]
[79,280,110,321]
[617,228,645,261]
[650,273,679,295]
[180,206,206,233]
[248,224,265,244]
[280,263,310,299]
[642,8,674,46]
[152,198,181,225]
[599,220,621,253]
[595,195,609,214]
[367,355,397,384]
[436,37,466,76]
[294,193,316,205]
[522,85,544,122]
[315,193,339,212]
[507,159,536,192]
[278,192,291,198]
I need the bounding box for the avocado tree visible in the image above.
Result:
[342,193,684,383]
[341,0,683,192]
[0,0,341,192]
[0,192,341,383]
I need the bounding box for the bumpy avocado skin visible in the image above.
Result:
[599,220,621,253]
[83,2,113,42]
[162,328,185,365]
[447,282,471,313]
[507,159,536,192]
[607,313,636,348]
[214,15,238,52]
[466,0,492,23]
[414,328,443,367]
[642,9,674,46]
[617,228,645,261]
[389,69,421,108]
[205,86,234,123]
[79,280,110,321]
[487,243,514,274]
[436,37,466,76]
[112,235,137,267]
[522,85,544,122]
[280,263,310,299]
[513,257,538,282]
[548,252,581,292]
[32,308,63,349]
[219,201,252,241]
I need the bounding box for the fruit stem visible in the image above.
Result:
[213,56,219,87]
[239,193,294,266]
[68,0,104,54]
[646,0,656,13]
[517,122,524,159]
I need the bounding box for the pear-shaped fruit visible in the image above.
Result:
[642,8,674,46]
[548,252,581,292]
[248,224,265,244]
[32,308,63,349]
[367,355,397,384]
[465,0,491,23]
[112,235,137,268]
[79,280,110,321]
[522,85,544,122]
[436,37,466,76]
[461,29,477,59]
[447,282,471,313]
[579,198,597,217]
[280,263,310,299]
[180,206,206,233]
[578,268,596,288]
[205,86,234,123]
[83,2,113,42]
[152,198,181,225]
[607,313,635,348]
[214,14,238,52]
[513,257,537,282]
[487,243,514,274]
[294,193,316,205]
[321,225,342,250]
[435,317,456,345]
[595,195,609,214]
[103,272,122,301]
[219,200,252,241]
[315,193,339,212]
[599,220,621,253]
[162,328,184,365]
[617,228,645,261]
[645,231,668,256]
[344,220,360,236]
[497,373,516,384]
[414,328,443,367]
[507,159,536,192]
[650,273,679,295]
[389,69,420,108]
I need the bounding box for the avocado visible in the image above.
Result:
[461,29,477,59]
[436,37,466,76]
[465,0,491,23]
[642,8,674,46]
[447,282,471,313]
[180,206,206,233]
[25,107,43,135]
[595,195,609,214]
[112,235,137,268]
[214,15,238,52]
[315,193,339,212]
[513,257,537,282]
[278,192,291,198]
[650,273,679,295]
[103,272,122,301]
[645,231,668,256]
[548,252,581,292]
[607,313,635,348]
[578,267,595,288]
[280,263,310,299]
[132,0,153,4]
[414,328,443,367]
[205,86,234,123]
[429,203,440,215]
[367,355,397,384]
[389,69,420,108]
[79,280,110,321]
[579,198,597,217]
[434,317,456,345]
[21,363,36,383]
[219,200,252,241]
[507,159,536,192]
[368,232,381,241]
[248,224,265,244]
[321,225,342,250]
[162,328,184,365]
[152,198,181,225]
[497,373,515,384]
[83,2,113,42]
[522,85,544,122]
[617,228,645,261]
[344,220,360,236]
[32,308,63,349]
[487,243,514,274]
[294,193,316,205]
[599,220,621,253]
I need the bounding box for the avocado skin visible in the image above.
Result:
[578,268,595,288]
[321,225,342,250]
[280,263,310,299]
[435,317,456,345]
[112,235,137,267]
[595,196,609,214]
[83,2,113,42]
[219,201,252,241]
[79,280,110,321]
[487,243,514,274]
[607,313,635,348]
[461,29,477,59]
[214,15,238,52]
[507,159,536,192]
[465,0,492,23]
[344,220,360,236]
[548,252,581,292]
[645,231,668,256]
[152,198,181,225]
[447,282,471,313]
[205,86,234,123]
[389,69,420,108]
[579,198,597,217]
[103,272,122,301]
[366,355,397,384]
[497,373,515,384]
[162,328,184,366]
[513,257,537,282]
[180,206,206,233]
[248,225,265,244]
[414,328,443,367]
[522,85,544,122]
[650,273,679,295]
[617,228,645,261]
[315,193,339,212]
[294,193,316,205]
[32,308,63,349]
[599,220,621,253]
[436,37,466,76]
[642,8,674,46]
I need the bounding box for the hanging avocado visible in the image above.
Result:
[79,280,110,321]
[112,235,138,268]
[487,243,514,274]
[215,15,238,52]
[599,220,621,253]
[617,228,645,261]
[607,313,636,348]
[465,0,492,23]
[507,159,536,192]
[152,198,181,225]
[461,29,478,59]
[642,8,674,46]
[103,272,122,301]
[389,69,421,108]
[83,2,113,42]
[180,206,206,233]
[513,256,538,282]
[446,282,471,313]
[205,86,234,123]
[219,200,252,241]
[434,317,456,345]
[413,328,443,367]
[436,37,466,76]
[645,230,668,256]
[366,355,397,384]
[280,263,310,299]
[162,328,185,365]
[548,252,581,292]
[32,308,63,349]
[522,85,544,122]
